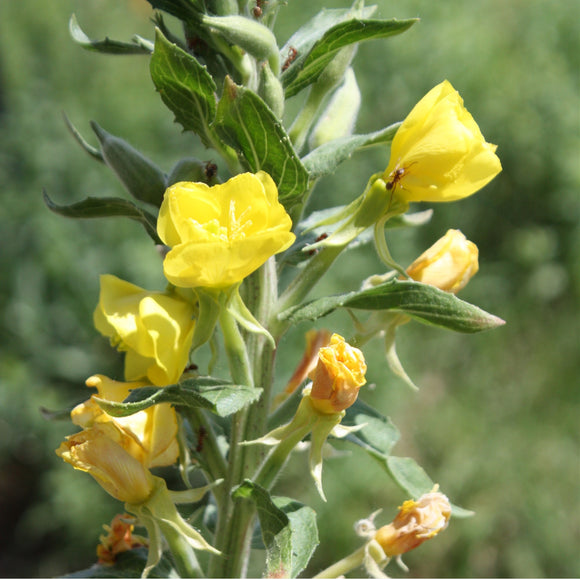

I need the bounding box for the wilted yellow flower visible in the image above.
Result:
[308,333,367,414]
[97,514,147,565]
[406,229,479,293]
[72,374,179,468]
[384,80,501,203]
[94,274,195,386]
[56,422,156,504]
[374,490,451,557]
[157,172,295,289]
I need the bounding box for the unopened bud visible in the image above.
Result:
[308,333,367,414]
[91,121,167,207]
[309,67,361,149]
[201,14,280,73]
[258,62,285,118]
[405,229,479,293]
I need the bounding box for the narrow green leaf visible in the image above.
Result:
[95,377,262,418]
[150,28,217,148]
[283,18,418,98]
[144,0,201,21]
[214,77,309,206]
[302,123,400,180]
[279,279,505,333]
[69,14,153,55]
[63,113,103,162]
[233,481,319,577]
[42,191,161,244]
[280,6,377,77]
[342,398,400,458]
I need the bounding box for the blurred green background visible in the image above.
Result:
[0,0,578,577]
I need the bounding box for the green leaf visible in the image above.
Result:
[342,398,400,458]
[144,0,201,21]
[214,77,309,206]
[150,28,217,148]
[63,547,175,578]
[63,113,103,162]
[280,6,377,76]
[42,191,161,244]
[385,456,474,518]
[95,377,262,418]
[278,279,505,333]
[283,18,418,98]
[302,123,400,180]
[233,481,318,577]
[69,14,153,55]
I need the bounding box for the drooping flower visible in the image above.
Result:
[373,489,451,557]
[384,80,501,203]
[157,172,295,289]
[72,374,179,468]
[405,229,479,293]
[94,274,195,386]
[308,333,367,414]
[96,514,148,565]
[56,422,157,504]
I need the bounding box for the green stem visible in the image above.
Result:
[287,86,326,154]
[272,244,346,339]
[158,519,204,578]
[313,546,366,579]
[209,307,254,578]
[181,406,228,507]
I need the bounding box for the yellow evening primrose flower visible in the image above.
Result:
[308,333,367,414]
[94,274,195,386]
[384,80,501,203]
[405,229,479,293]
[56,422,157,504]
[72,374,179,468]
[373,489,451,557]
[157,172,295,289]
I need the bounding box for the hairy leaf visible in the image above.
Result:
[283,18,418,98]
[94,377,262,418]
[150,28,217,147]
[215,77,309,206]
[234,481,318,577]
[279,279,505,333]
[69,14,153,55]
[43,191,161,244]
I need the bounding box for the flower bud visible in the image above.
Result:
[308,333,367,414]
[384,80,501,203]
[374,490,451,557]
[406,229,479,293]
[258,62,285,119]
[201,14,280,73]
[56,423,156,504]
[91,121,167,207]
[309,67,361,149]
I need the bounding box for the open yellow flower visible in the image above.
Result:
[157,172,295,289]
[72,374,179,468]
[94,274,195,386]
[56,422,157,504]
[384,80,501,203]
[405,229,479,293]
[373,489,451,557]
[308,333,367,414]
